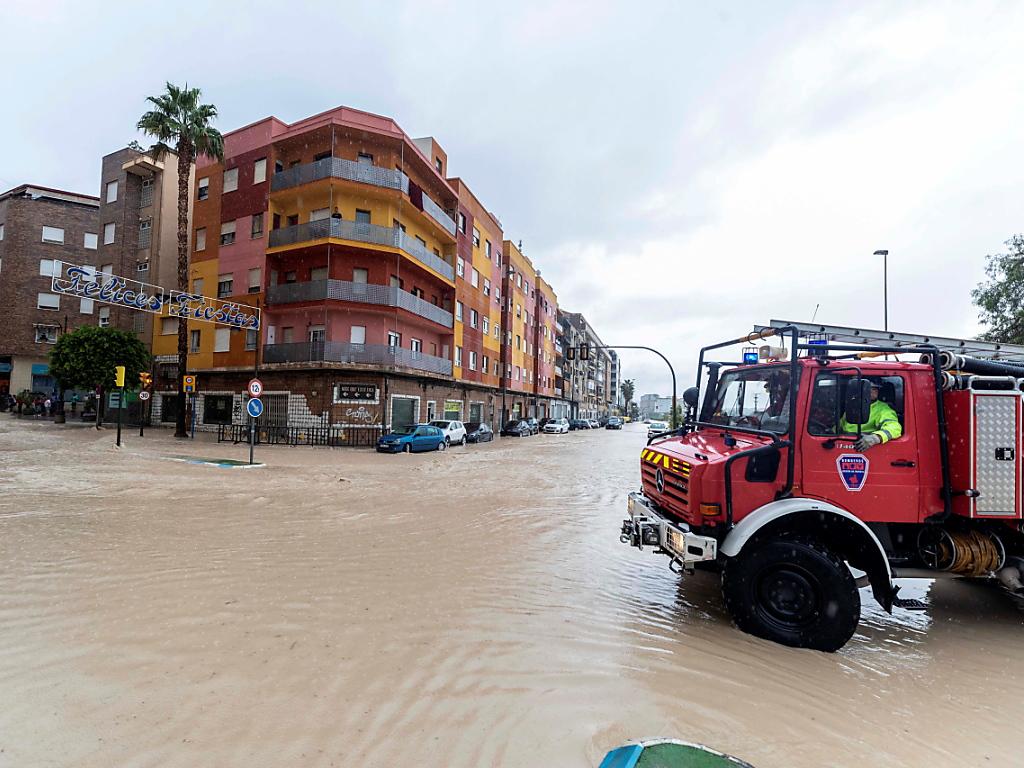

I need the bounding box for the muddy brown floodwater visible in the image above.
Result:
[1,418,1022,767]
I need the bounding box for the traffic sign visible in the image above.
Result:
[246,397,264,419]
[183,375,197,393]
[139,390,151,401]
[247,378,264,397]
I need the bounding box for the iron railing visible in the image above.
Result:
[271,157,457,236]
[217,423,382,447]
[266,279,453,327]
[263,341,453,376]
[268,218,455,282]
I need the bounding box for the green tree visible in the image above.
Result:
[137,82,224,438]
[972,235,1024,343]
[621,378,635,414]
[49,326,150,428]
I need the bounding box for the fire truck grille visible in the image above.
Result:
[642,464,689,510]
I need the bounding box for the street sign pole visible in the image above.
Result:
[245,396,264,465]
[116,385,124,446]
[249,415,255,465]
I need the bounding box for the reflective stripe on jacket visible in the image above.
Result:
[839,400,902,443]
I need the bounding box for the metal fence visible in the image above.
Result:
[217,423,382,447]
[267,279,453,327]
[268,219,455,282]
[262,341,453,376]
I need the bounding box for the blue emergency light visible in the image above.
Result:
[741,347,759,364]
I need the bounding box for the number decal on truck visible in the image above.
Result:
[836,453,869,492]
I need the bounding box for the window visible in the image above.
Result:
[388,331,401,347]
[471,268,479,288]
[485,240,492,259]
[310,207,330,222]
[309,266,328,281]
[251,213,263,238]
[455,346,463,367]
[482,316,489,334]
[245,329,257,351]
[105,181,118,203]
[220,221,236,246]
[160,317,178,335]
[435,157,443,173]
[254,158,267,184]
[470,309,478,328]
[314,151,331,162]
[203,395,234,425]
[516,335,522,350]
[357,152,374,165]
[248,268,261,293]
[104,222,115,245]
[469,350,477,370]
[457,212,466,233]
[198,177,209,200]
[482,355,489,373]
[140,178,154,208]
[516,273,522,288]
[355,209,371,224]
[190,329,201,353]
[516,303,522,318]
[282,327,294,343]
[195,227,206,251]
[350,325,366,344]
[483,278,490,297]
[214,328,231,353]
[218,274,233,298]
[515,366,520,381]
[494,323,500,339]
[0,223,4,240]
[392,218,406,232]
[415,235,426,249]
[807,372,905,438]
[705,367,795,434]
[223,167,238,193]
[285,271,296,283]
[138,218,152,249]
[193,278,204,295]
[34,325,60,344]
[39,259,58,277]
[308,325,325,343]
[36,292,60,310]
[41,226,64,244]
[352,268,368,284]
[472,227,480,247]
[80,298,94,314]
[455,301,463,321]
[84,232,98,250]
[390,275,400,289]
[98,306,110,327]
[137,261,149,273]
[427,400,437,421]
[100,263,113,278]
[411,338,422,353]
[457,258,465,278]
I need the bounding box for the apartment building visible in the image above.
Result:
[559,310,614,420]
[0,185,100,396]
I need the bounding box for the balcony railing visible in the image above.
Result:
[263,341,452,376]
[271,157,457,236]
[266,279,453,328]
[268,218,455,282]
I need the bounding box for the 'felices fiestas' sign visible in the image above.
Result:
[52,263,260,330]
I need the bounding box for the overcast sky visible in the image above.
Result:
[3,1,1022,395]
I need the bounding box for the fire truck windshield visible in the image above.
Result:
[706,366,793,433]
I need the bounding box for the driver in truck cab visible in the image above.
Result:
[839,381,902,451]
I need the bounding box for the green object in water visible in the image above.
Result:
[600,740,753,768]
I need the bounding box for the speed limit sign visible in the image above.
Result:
[138,390,151,401]
[248,378,264,397]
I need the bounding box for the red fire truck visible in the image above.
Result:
[621,320,1024,651]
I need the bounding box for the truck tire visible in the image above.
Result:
[721,536,860,652]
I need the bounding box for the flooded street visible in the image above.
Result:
[1,418,1022,767]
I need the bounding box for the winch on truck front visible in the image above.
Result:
[620,320,1024,652]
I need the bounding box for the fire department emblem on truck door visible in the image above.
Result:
[836,454,869,492]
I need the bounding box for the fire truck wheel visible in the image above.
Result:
[721,536,860,652]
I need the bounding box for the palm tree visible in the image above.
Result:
[621,378,635,416]
[137,83,224,438]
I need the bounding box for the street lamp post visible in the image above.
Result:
[874,249,889,331]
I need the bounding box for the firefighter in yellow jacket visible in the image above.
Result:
[840,382,902,451]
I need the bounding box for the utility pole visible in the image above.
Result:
[874,249,889,331]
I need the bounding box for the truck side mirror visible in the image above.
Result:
[683,387,699,408]
[844,378,872,425]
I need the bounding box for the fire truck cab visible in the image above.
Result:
[621,320,1024,651]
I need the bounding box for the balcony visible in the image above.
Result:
[268,218,455,282]
[271,157,457,236]
[263,341,452,376]
[267,279,453,328]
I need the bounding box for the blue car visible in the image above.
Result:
[376,424,447,453]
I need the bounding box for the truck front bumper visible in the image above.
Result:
[621,491,717,569]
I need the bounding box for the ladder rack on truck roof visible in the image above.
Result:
[755,319,1024,362]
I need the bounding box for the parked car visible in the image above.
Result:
[570,418,590,430]
[525,417,541,435]
[465,422,494,443]
[588,419,601,429]
[543,417,570,434]
[501,419,532,437]
[377,424,446,453]
[429,419,467,446]
[605,417,623,430]
[647,420,670,439]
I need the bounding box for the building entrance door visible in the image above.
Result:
[392,397,417,429]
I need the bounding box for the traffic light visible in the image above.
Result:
[139,372,153,390]
[579,344,590,361]
[114,365,126,387]
[566,346,576,361]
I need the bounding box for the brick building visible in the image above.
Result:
[0,185,100,397]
